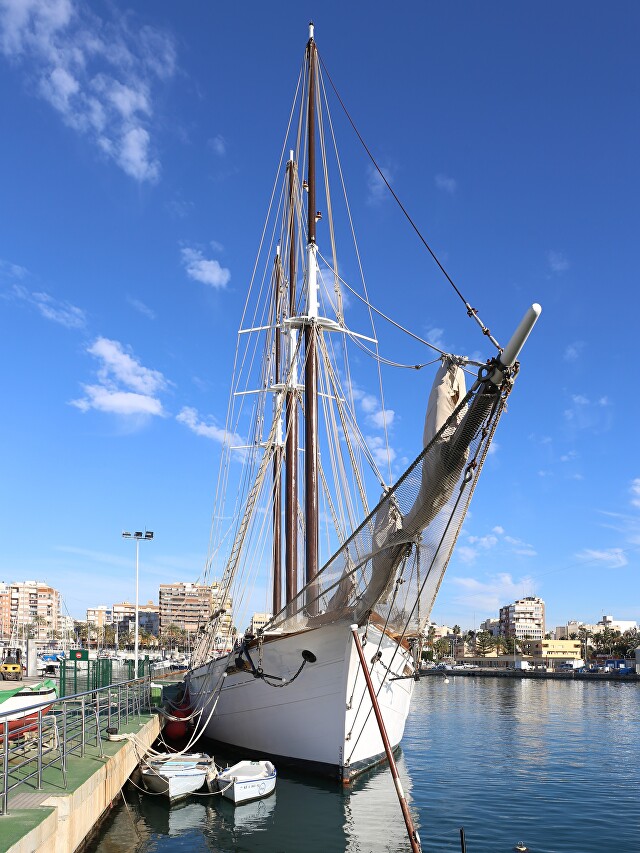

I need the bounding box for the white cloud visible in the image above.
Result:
[630,478,640,509]
[0,258,28,279]
[209,135,226,156]
[126,296,156,320]
[12,282,86,328]
[564,341,584,362]
[70,384,163,416]
[450,571,535,613]
[88,337,167,395]
[0,0,176,183]
[181,247,230,289]
[563,392,613,433]
[366,435,397,467]
[457,525,536,564]
[359,394,377,414]
[435,173,457,194]
[117,126,158,182]
[176,406,241,447]
[424,326,446,352]
[576,548,628,569]
[369,409,395,429]
[366,163,392,205]
[547,250,569,273]
[70,337,168,417]
[467,534,498,550]
[166,198,194,219]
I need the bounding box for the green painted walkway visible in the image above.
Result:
[0,712,161,853]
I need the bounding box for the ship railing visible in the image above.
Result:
[0,674,168,815]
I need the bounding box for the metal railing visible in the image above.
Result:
[0,675,162,815]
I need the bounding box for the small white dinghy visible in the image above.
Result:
[213,760,277,804]
[141,752,216,802]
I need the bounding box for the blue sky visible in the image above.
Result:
[0,1,638,631]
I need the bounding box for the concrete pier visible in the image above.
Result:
[0,712,161,853]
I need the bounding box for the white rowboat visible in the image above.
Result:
[141,752,216,802]
[214,760,277,804]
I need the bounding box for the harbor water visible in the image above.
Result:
[88,676,639,852]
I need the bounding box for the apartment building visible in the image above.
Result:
[0,581,61,641]
[86,605,113,629]
[158,582,232,640]
[0,583,11,639]
[112,600,159,636]
[499,596,545,640]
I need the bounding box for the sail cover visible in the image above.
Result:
[268,358,508,637]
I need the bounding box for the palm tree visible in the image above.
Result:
[29,614,48,640]
[465,630,476,654]
[434,638,451,660]
[104,625,116,649]
[594,627,619,656]
[578,627,593,663]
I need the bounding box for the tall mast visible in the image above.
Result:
[271,247,282,616]
[285,153,298,606]
[304,21,319,614]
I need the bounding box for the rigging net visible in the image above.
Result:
[266,364,510,638]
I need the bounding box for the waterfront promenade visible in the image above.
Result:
[419,666,640,682]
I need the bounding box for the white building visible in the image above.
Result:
[499,596,545,640]
[246,613,272,635]
[479,618,500,637]
[597,615,637,633]
[556,616,638,638]
[86,605,113,628]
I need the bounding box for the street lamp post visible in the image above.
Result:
[122,530,154,678]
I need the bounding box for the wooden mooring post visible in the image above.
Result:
[350,625,421,853]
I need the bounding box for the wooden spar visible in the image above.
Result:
[285,156,298,605]
[272,248,282,616]
[350,625,422,853]
[304,24,319,614]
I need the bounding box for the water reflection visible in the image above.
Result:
[90,754,416,853]
[90,677,640,853]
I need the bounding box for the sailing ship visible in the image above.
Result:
[186,23,540,781]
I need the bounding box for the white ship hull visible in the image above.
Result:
[187,621,415,781]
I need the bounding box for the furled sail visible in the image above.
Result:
[268,356,508,636]
[353,357,467,618]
